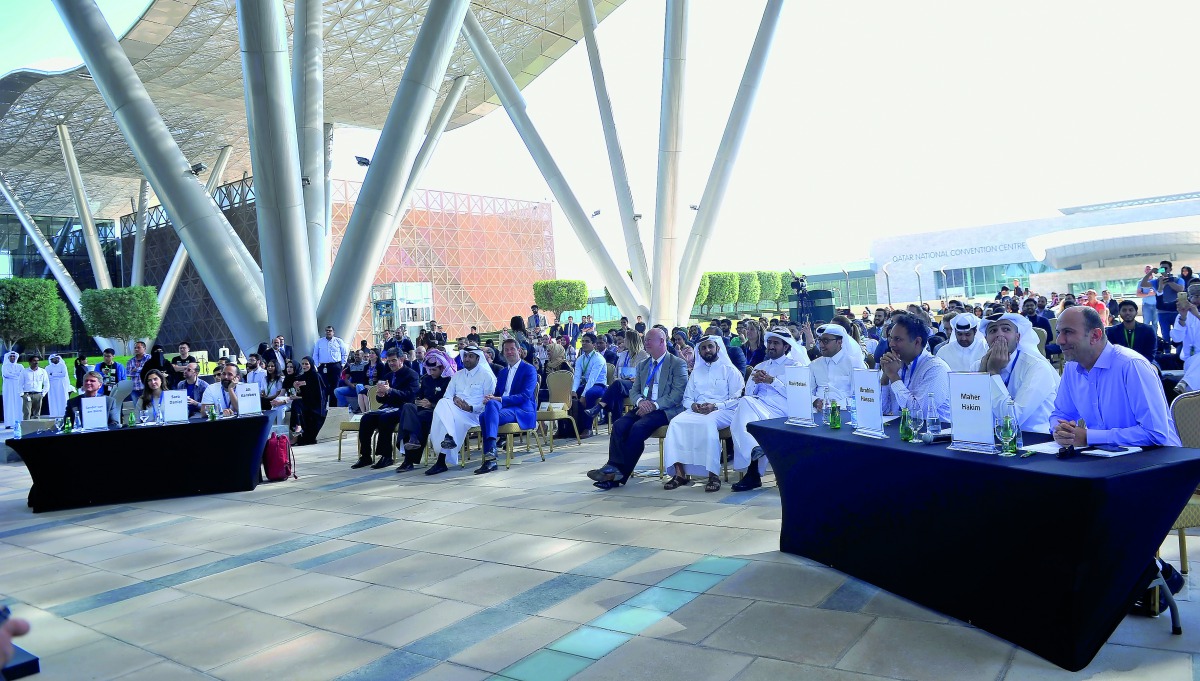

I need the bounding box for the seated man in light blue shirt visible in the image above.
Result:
[879,313,952,422]
[569,333,608,438]
[1050,306,1179,448]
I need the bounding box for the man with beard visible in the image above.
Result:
[350,349,421,470]
[728,328,810,492]
[811,323,866,410]
[1108,299,1157,365]
[661,337,745,493]
[425,347,497,475]
[978,313,1059,433]
[1020,297,1053,354]
[936,313,988,372]
[200,363,241,416]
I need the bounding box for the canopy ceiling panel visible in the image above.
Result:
[0,0,624,218]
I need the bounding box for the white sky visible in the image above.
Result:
[333,1,1200,289]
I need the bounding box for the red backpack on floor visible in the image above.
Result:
[263,433,297,482]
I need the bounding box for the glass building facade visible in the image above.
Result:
[934,261,1054,299]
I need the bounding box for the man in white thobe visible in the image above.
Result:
[811,323,867,410]
[662,337,746,492]
[1173,283,1200,393]
[2,353,21,428]
[46,354,70,418]
[425,348,497,475]
[20,355,48,419]
[936,313,988,372]
[976,313,1060,433]
[729,328,810,492]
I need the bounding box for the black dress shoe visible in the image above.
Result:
[425,461,448,476]
[586,465,618,482]
[579,431,592,440]
[350,458,373,469]
[395,461,415,472]
[593,480,618,490]
[403,440,423,451]
[732,467,762,492]
[370,457,394,469]
[440,434,457,449]
[583,404,603,421]
[475,459,498,475]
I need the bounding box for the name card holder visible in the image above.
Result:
[851,368,886,439]
[235,383,262,415]
[947,372,995,454]
[784,366,817,427]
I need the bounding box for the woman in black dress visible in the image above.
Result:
[287,356,326,445]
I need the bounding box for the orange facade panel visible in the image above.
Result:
[329,180,556,344]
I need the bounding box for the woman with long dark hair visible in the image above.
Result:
[287,357,326,445]
[138,369,167,422]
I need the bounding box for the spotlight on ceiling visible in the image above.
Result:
[591,209,601,217]
[188,162,207,175]
[355,156,371,167]
[689,204,700,210]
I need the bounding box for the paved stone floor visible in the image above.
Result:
[0,431,1197,680]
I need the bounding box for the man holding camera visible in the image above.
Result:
[1141,260,1186,348]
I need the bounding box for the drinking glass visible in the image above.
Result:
[994,418,1017,457]
[138,410,149,426]
[53,417,63,433]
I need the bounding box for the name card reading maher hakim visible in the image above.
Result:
[949,372,993,451]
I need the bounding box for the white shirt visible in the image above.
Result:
[312,336,348,364]
[937,336,989,373]
[745,355,799,414]
[811,346,867,405]
[502,362,520,396]
[984,350,1060,433]
[881,349,952,421]
[444,364,497,412]
[200,382,236,410]
[682,358,745,411]
[21,367,47,393]
[246,368,267,392]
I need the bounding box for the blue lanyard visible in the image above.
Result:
[221,389,231,411]
[901,354,921,384]
[151,393,163,419]
[643,358,662,397]
[1002,350,1021,390]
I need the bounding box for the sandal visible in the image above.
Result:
[705,474,721,493]
[663,475,691,490]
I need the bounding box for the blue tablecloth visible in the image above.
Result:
[748,417,1200,671]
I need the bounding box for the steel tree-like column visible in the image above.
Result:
[238,0,317,347]
[394,75,468,230]
[649,0,688,326]
[676,0,783,323]
[130,178,149,286]
[462,11,647,320]
[52,0,268,351]
[317,0,470,337]
[158,145,233,316]
[578,0,650,301]
[292,0,327,301]
[0,171,84,313]
[56,123,112,289]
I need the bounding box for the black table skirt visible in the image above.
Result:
[10,415,271,513]
[748,417,1200,671]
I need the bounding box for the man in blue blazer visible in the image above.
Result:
[476,338,539,474]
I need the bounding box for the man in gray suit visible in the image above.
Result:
[587,328,689,490]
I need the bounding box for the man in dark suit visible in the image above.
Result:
[1106,299,1158,364]
[587,328,688,490]
[351,349,421,470]
[259,335,294,372]
[563,316,580,347]
[476,338,539,474]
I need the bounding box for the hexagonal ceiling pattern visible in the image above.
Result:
[0,0,625,219]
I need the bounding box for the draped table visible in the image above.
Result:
[747,417,1200,671]
[10,415,271,513]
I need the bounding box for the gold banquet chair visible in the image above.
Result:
[465,376,544,469]
[1170,390,1200,574]
[537,371,580,451]
[337,384,381,461]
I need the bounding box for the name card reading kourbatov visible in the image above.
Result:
[785,365,816,427]
[852,369,885,437]
[235,383,262,415]
[80,396,108,430]
[949,372,994,452]
[163,390,189,423]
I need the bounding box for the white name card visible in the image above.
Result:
[785,366,816,427]
[948,372,994,453]
[80,396,108,430]
[852,369,886,438]
[163,390,189,423]
[235,383,262,415]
